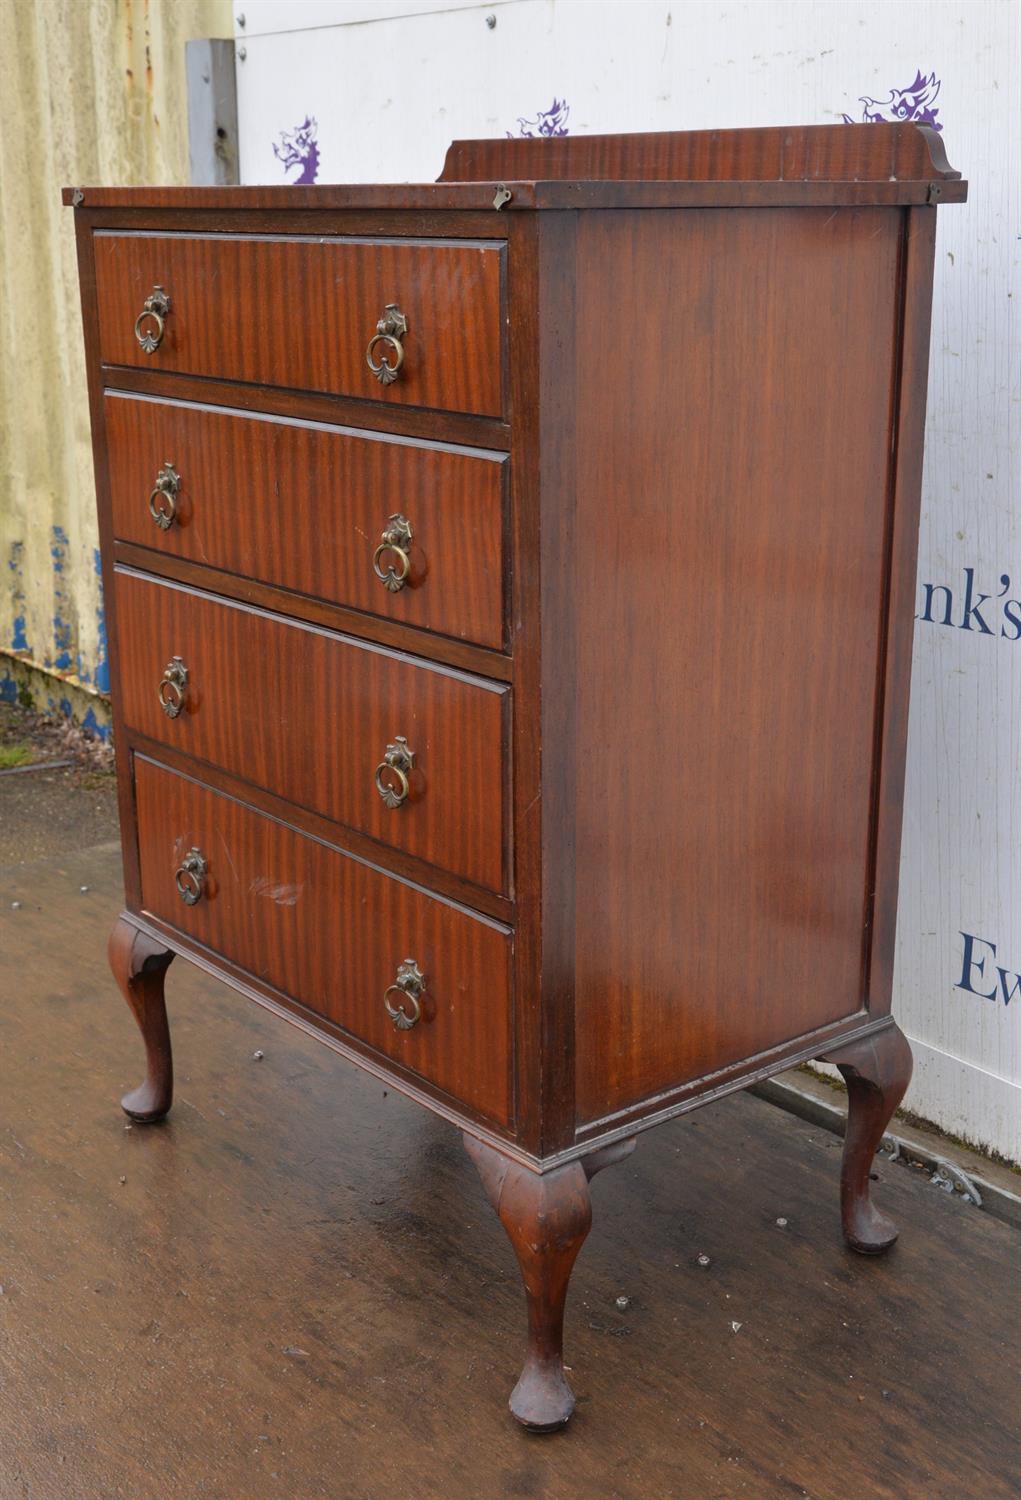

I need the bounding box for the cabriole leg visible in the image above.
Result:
[108,915,175,1123]
[818,1022,913,1255]
[463,1133,635,1431]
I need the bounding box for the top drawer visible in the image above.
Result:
[93,232,505,419]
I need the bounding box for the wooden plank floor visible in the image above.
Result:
[0,842,1018,1499]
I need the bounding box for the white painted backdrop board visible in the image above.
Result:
[232,0,1021,1163]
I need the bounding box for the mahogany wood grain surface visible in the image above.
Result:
[439,121,961,185]
[113,543,513,686]
[115,569,510,894]
[124,729,514,927]
[93,232,505,418]
[72,209,144,911]
[866,209,939,1022]
[105,363,512,452]
[107,917,175,1121]
[63,122,965,214]
[133,757,514,1126]
[464,1140,594,1430]
[62,134,967,1427]
[529,180,966,209]
[105,392,508,649]
[68,180,967,213]
[820,1022,914,1254]
[530,214,580,1158]
[570,206,907,1123]
[463,1133,637,1430]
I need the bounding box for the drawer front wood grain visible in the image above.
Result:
[105,393,507,650]
[94,232,505,418]
[116,571,509,895]
[134,758,513,1126]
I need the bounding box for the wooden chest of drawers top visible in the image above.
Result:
[67,121,965,1168]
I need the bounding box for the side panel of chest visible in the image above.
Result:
[568,207,912,1124]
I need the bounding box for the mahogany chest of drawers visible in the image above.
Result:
[67,123,965,1431]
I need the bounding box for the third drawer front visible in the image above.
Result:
[106,392,507,650]
[135,757,514,1128]
[116,571,509,895]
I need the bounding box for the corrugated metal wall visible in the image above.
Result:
[0,0,231,735]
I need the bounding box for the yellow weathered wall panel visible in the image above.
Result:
[0,0,231,732]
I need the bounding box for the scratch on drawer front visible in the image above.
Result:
[249,876,303,907]
[190,520,209,562]
[217,834,239,880]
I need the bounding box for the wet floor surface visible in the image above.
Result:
[0,837,1018,1498]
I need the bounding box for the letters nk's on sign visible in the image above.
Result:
[919,569,1021,639]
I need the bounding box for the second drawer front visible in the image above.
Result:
[106,393,507,650]
[135,758,514,1127]
[116,572,509,894]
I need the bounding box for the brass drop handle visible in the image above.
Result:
[372,513,413,592]
[384,958,426,1031]
[158,656,189,719]
[134,285,171,353]
[374,736,414,809]
[149,461,180,531]
[366,303,407,386]
[174,847,207,906]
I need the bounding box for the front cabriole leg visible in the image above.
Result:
[108,915,175,1122]
[463,1133,635,1431]
[818,1022,913,1255]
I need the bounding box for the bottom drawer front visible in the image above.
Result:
[134,758,513,1127]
